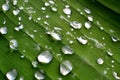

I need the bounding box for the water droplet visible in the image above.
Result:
[107,51,113,56]
[41,7,46,11]
[46,30,62,41]
[63,7,71,15]
[15,25,24,31]
[113,71,120,79]
[51,7,57,12]
[84,8,91,14]
[70,21,82,29]
[84,21,91,29]
[37,51,53,64]
[45,2,50,6]
[32,61,38,68]
[77,36,88,45]
[60,60,73,76]
[10,39,18,50]
[61,45,74,55]
[111,36,119,42]
[13,0,18,5]
[97,58,104,65]
[0,27,7,34]
[19,76,24,80]
[49,0,55,5]
[13,9,20,16]
[87,15,93,21]
[6,69,17,80]
[2,3,10,12]
[34,70,45,80]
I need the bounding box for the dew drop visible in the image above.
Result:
[15,25,24,31]
[32,61,38,68]
[49,0,55,5]
[113,71,120,79]
[61,45,74,55]
[97,58,104,65]
[37,51,53,64]
[51,7,57,12]
[111,36,119,42]
[6,69,17,80]
[70,21,82,29]
[84,8,91,14]
[10,39,18,50]
[13,9,20,16]
[19,76,24,80]
[77,36,88,45]
[46,30,62,41]
[63,7,71,15]
[45,2,50,6]
[34,70,45,80]
[84,21,91,29]
[60,60,73,76]
[87,15,93,21]
[13,0,18,5]
[2,3,10,12]
[0,27,7,34]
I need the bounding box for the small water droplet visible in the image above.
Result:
[97,58,104,65]
[6,69,17,80]
[19,76,24,80]
[13,0,18,5]
[61,45,74,55]
[77,36,88,45]
[37,51,53,64]
[0,27,7,34]
[87,15,93,21]
[111,36,119,42]
[2,3,10,12]
[34,70,45,80]
[51,7,57,12]
[84,21,91,29]
[15,25,24,31]
[107,51,113,56]
[60,60,73,76]
[63,7,71,15]
[113,71,120,79]
[45,2,50,6]
[32,61,38,68]
[13,9,20,16]
[10,39,18,50]
[49,0,55,5]
[84,8,91,14]
[70,21,82,29]
[46,30,62,41]
[41,7,46,11]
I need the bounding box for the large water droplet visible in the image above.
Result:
[2,3,10,12]
[70,21,82,29]
[77,36,88,45]
[10,39,18,50]
[0,27,7,34]
[113,71,120,79]
[37,51,53,64]
[60,60,73,76]
[34,70,45,80]
[6,69,17,80]
[84,21,91,29]
[97,58,104,65]
[61,45,74,55]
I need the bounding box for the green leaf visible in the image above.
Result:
[0,0,120,80]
